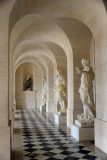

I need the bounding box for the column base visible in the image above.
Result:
[40,104,46,113]
[71,124,94,141]
[75,120,94,128]
[95,118,107,154]
[54,114,66,124]
[46,101,54,113]
[67,108,82,128]
[0,126,11,160]
[36,99,42,108]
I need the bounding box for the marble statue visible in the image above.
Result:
[42,78,47,106]
[24,75,32,90]
[76,58,95,127]
[55,70,67,114]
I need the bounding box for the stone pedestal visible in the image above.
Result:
[40,104,46,113]
[71,124,94,141]
[67,108,83,128]
[16,91,36,109]
[54,114,66,124]
[75,120,94,128]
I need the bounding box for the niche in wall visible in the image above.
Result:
[15,62,42,109]
[23,64,33,91]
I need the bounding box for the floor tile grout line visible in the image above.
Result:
[20,109,100,160]
[30,109,76,142]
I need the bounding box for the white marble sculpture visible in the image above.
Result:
[55,70,67,114]
[76,58,95,127]
[42,78,47,106]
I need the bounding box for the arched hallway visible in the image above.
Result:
[0,0,107,159]
[12,109,107,160]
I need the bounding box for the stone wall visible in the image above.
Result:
[0,0,105,157]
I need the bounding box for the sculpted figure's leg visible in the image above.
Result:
[82,95,88,119]
[59,99,63,111]
[59,100,62,111]
[56,101,59,112]
[59,98,65,112]
[87,104,95,118]
[62,100,65,111]
[62,97,66,111]
[83,95,95,118]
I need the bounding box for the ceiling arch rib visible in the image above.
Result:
[12,20,73,60]
[10,0,106,38]
[13,41,57,67]
[11,15,93,70]
[15,54,48,72]
[10,14,93,58]
[15,57,47,78]
[16,61,43,77]
[13,42,57,81]
[10,14,46,51]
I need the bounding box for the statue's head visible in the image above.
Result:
[81,58,91,71]
[81,58,90,66]
[27,75,30,78]
[56,70,62,77]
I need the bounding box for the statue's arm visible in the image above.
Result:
[62,80,66,86]
[76,67,83,74]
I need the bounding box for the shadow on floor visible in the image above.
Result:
[13,128,21,134]
[11,151,23,160]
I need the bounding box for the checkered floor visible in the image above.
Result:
[21,109,101,160]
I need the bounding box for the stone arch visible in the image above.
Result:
[9,0,107,153]
[13,43,57,112]
[14,57,47,105]
[9,10,95,124]
[10,19,72,114]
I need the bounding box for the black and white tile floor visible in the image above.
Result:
[21,109,102,160]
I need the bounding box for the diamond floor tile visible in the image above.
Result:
[20,109,104,160]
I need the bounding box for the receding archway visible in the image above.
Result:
[9,0,107,154]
